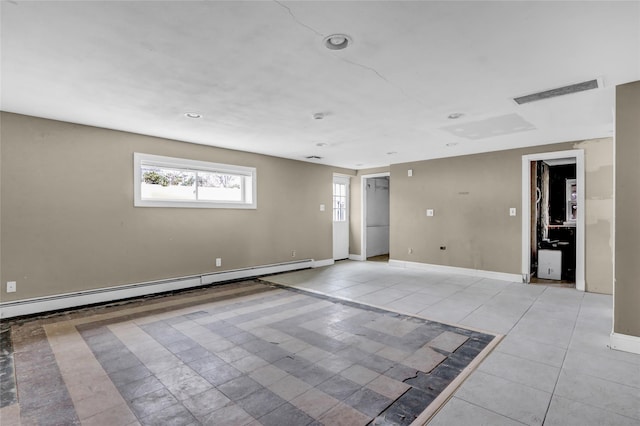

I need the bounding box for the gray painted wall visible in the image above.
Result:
[0,112,618,304]
[0,112,353,301]
[614,81,640,337]
[388,138,614,294]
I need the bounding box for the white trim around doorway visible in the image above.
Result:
[521,149,585,291]
[360,172,391,261]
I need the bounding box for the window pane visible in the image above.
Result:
[333,183,347,222]
[141,166,195,200]
[197,171,243,202]
[135,153,257,209]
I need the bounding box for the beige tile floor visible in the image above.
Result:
[262,260,640,425]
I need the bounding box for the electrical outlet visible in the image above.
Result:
[510,207,517,216]
[7,281,16,293]
[426,209,434,217]
[215,258,222,267]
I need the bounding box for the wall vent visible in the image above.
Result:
[514,78,601,105]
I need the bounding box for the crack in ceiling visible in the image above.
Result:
[273,0,428,110]
[273,0,324,38]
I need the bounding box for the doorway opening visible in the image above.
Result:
[530,159,576,286]
[522,150,585,291]
[361,173,390,262]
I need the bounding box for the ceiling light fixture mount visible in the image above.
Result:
[184,112,202,119]
[313,112,325,120]
[324,34,352,50]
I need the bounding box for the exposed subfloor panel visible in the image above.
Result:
[0,280,497,425]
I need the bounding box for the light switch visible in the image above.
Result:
[426,209,434,217]
[510,207,517,216]
[320,204,325,211]
[408,169,413,177]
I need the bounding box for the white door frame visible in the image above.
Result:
[521,149,585,291]
[360,172,390,261]
[333,174,350,260]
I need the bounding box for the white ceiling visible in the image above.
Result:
[2,1,639,169]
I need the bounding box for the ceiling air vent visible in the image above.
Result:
[513,78,601,105]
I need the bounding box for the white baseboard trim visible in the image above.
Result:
[0,260,314,319]
[610,332,640,355]
[349,254,365,261]
[388,260,522,283]
[312,258,335,268]
[200,260,313,285]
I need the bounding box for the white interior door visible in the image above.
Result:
[333,176,350,260]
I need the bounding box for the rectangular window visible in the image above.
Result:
[333,182,347,221]
[134,153,256,209]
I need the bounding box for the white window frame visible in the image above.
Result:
[134,153,257,209]
[333,181,348,222]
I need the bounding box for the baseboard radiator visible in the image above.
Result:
[0,259,315,319]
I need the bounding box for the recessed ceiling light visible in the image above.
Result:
[448,113,464,120]
[324,34,352,50]
[184,112,202,119]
